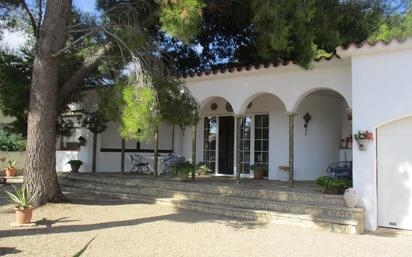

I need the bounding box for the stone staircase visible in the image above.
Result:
[58,173,365,234]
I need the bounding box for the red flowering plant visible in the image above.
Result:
[354,130,373,142]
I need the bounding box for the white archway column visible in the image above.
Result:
[234,114,242,183]
[286,112,298,188]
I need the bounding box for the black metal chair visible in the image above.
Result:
[130,154,150,173]
[327,161,352,179]
[163,154,185,175]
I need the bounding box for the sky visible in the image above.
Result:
[73,0,98,14]
[1,1,98,50]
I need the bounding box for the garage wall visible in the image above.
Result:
[351,48,412,230]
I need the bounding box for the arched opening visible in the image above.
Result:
[294,89,352,181]
[199,97,235,175]
[239,93,288,179]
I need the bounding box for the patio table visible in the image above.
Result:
[147,155,168,175]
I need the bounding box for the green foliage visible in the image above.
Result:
[0,127,26,151]
[250,163,268,177]
[158,0,205,44]
[83,111,108,134]
[172,162,195,177]
[67,160,83,166]
[97,82,127,123]
[121,86,159,143]
[72,236,96,257]
[0,49,32,134]
[196,161,212,175]
[155,76,199,126]
[316,176,352,194]
[250,164,268,173]
[5,185,36,209]
[369,5,412,42]
[7,160,16,169]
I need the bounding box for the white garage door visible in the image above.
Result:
[378,117,412,230]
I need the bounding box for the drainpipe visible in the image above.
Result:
[235,115,242,184]
[286,112,297,188]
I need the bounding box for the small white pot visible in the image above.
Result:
[344,188,359,208]
[356,139,369,151]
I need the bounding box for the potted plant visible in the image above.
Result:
[172,162,195,182]
[250,164,268,179]
[67,160,83,173]
[5,160,17,177]
[5,185,35,224]
[354,130,373,150]
[196,162,212,176]
[316,176,352,194]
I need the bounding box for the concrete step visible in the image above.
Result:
[60,177,363,220]
[59,175,365,234]
[62,185,363,235]
[58,173,346,206]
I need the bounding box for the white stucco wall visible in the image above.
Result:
[351,47,412,231]
[186,59,352,114]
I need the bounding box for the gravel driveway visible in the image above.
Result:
[0,184,411,257]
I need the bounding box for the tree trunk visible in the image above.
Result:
[24,0,72,206]
[191,124,197,181]
[92,133,97,173]
[121,138,125,174]
[153,129,159,178]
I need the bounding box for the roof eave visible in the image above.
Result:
[337,37,412,58]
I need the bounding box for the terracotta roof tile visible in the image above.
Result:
[179,55,334,79]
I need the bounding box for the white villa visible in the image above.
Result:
[56,37,412,232]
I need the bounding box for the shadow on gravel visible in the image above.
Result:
[0,191,267,239]
[0,211,265,239]
[0,247,22,256]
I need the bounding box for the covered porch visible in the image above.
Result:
[183,59,353,185]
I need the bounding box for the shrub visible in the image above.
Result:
[67,160,83,166]
[0,128,26,151]
[172,162,195,177]
[196,162,212,175]
[316,176,352,194]
[250,164,268,177]
[5,185,35,209]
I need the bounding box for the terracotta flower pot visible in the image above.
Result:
[5,167,17,177]
[70,164,80,173]
[253,170,264,179]
[15,207,33,224]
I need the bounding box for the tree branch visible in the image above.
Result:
[36,0,43,37]
[51,30,96,57]
[57,45,110,109]
[20,0,37,37]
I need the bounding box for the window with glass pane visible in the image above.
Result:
[254,114,269,169]
[203,117,217,171]
[240,117,252,174]
[61,115,82,150]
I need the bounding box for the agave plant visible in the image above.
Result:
[7,160,16,169]
[5,185,36,209]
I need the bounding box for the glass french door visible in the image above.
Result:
[254,114,269,173]
[203,117,217,172]
[239,117,252,174]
